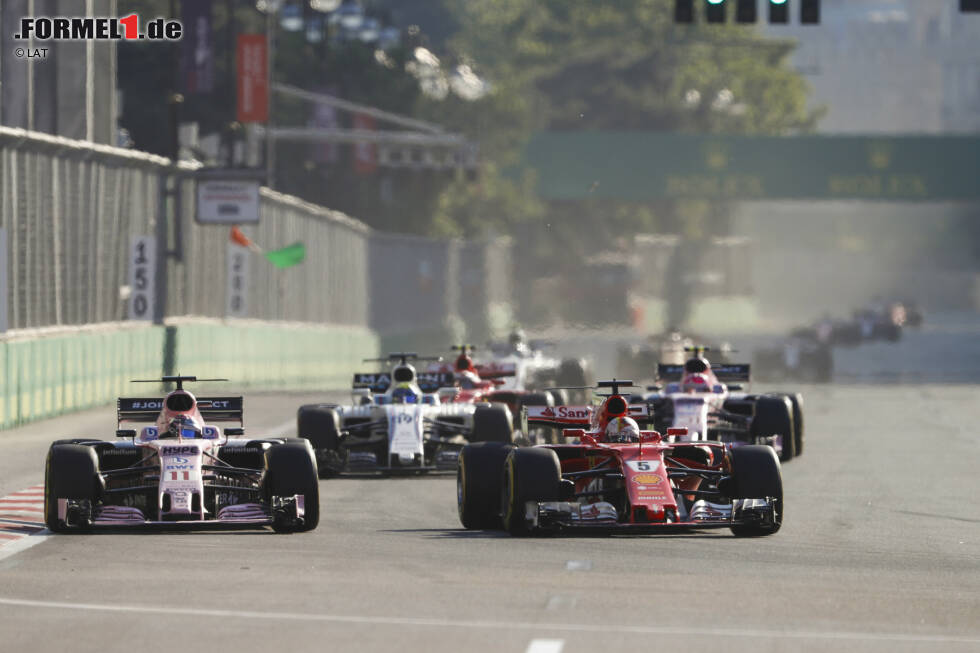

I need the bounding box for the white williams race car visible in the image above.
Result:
[297,353,515,475]
[44,376,318,533]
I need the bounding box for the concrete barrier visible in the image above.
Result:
[0,321,380,429]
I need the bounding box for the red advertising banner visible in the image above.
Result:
[236,34,268,123]
[352,112,377,175]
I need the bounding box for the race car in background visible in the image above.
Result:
[456,380,783,536]
[635,348,804,462]
[297,353,514,476]
[426,345,557,438]
[485,329,593,401]
[754,327,834,383]
[44,376,318,533]
[616,331,735,382]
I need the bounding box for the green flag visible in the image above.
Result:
[264,242,305,268]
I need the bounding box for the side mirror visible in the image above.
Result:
[225,427,245,436]
[561,428,585,439]
[639,431,662,443]
[727,384,743,391]
[116,429,136,439]
[666,427,688,439]
[646,384,661,392]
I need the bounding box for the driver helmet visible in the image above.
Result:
[682,373,711,393]
[455,353,475,372]
[508,328,529,354]
[605,416,640,443]
[391,382,419,404]
[455,370,480,389]
[167,415,201,439]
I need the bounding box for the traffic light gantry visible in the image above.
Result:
[674,0,821,25]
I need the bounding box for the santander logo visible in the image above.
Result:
[556,406,590,419]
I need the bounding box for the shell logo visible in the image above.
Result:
[632,474,663,485]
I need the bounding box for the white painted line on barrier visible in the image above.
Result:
[525,638,564,653]
[0,596,977,644]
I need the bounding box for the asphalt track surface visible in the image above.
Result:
[0,383,978,653]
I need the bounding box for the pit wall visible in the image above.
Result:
[0,320,380,429]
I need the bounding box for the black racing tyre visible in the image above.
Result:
[751,396,796,462]
[457,442,514,530]
[546,388,569,407]
[45,444,100,533]
[809,346,833,383]
[501,448,562,536]
[264,440,320,532]
[779,392,805,457]
[297,405,342,477]
[557,358,592,389]
[471,404,514,444]
[728,445,783,537]
[50,438,103,447]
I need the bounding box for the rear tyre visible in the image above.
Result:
[778,392,805,456]
[297,405,342,478]
[546,388,569,407]
[752,396,796,462]
[557,358,592,401]
[45,444,100,533]
[728,445,783,537]
[265,440,320,532]
[471,404,514,444]
[457,442,514,530]
[501,448,562,536]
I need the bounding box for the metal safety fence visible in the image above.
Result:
[0,126,511,345]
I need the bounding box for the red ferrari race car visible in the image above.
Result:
[457,380,783,537]
[427,345,558,440]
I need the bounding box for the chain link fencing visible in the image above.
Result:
[0,126,511,347]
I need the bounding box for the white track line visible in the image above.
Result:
[0,533,50,563]
[0,597,977,644]
[526,639,564,653]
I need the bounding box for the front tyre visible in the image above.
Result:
[501,448,562,536]
[44,444,100,533]
[457,442,514,530]
[265,440,320,532]
[297,405,342,478]
[728,445,783,537]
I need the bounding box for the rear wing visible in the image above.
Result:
[657,363,751,382]
[417,372,455,393]
[474,362,517,379]
[117,396,244,425]
[353,373,391,393]
[522,403,651,432]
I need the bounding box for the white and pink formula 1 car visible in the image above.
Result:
[44,376,318,533]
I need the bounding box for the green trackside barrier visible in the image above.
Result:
[0,322,380,430]
[378,318,467,361]
[168,321,380,391]
[0,326,168,429]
